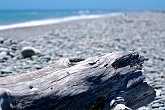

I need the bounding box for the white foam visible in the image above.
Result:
[0,13,122,31]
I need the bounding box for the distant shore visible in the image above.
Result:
[0,13,122,40]
[0,13,123,31]
[0,11,165,40]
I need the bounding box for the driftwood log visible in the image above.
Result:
[0,51,155,110]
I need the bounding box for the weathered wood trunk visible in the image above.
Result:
[0,51,155,110]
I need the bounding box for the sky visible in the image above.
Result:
[0,0,165,10]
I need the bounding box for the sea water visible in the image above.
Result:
[0,10,122,30]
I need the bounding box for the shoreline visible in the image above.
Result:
[0,13,122,31]
[0,12,123,40]
[0,11,161,40]
[1,10,163,32]
[0,13,123,40]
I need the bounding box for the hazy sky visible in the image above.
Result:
[0,0,165,10]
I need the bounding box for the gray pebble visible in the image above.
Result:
[0,51,7,60]
[157,107,165,110]
[0,48,8,52]
[33,64,42,70]
[152,103,162,108]
[21,47,40,58]
[0,37,4,43]
[0,68,12,74]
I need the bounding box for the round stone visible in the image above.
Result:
[0,51,7,60]
[152,103,161,108]
[0,37,4,44]
[21,47,40,58]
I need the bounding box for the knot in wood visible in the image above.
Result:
[69,57,85,62]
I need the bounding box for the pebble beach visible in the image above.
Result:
[0,11,165,109]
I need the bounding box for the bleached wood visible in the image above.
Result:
[0,52,155,110]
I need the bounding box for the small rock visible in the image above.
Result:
[1,68,12,74]
[0,73,8,77]
[21,47,40,58]
[0,37,4,43]
[3,55,12,61]
[0,48,8,52]
[33,64,42,70]
[155,96,163,100]
[152,103,161,108]
[42,55,51,61]
[7,52,15,57]
[11,45,18,51]
[156,89,162,96]
[154,85,163,89]
[157,107,165,110]
[159,72,165,78]
[0,51,7,60]
[31,55,39,60]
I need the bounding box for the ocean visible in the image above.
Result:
[0,10,122,30]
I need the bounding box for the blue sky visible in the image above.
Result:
[0,0,165,10]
